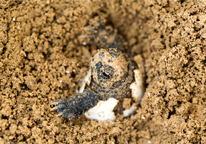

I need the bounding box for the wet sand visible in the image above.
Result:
[0,0,206,143]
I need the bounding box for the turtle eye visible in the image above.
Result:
[100,71,110,79]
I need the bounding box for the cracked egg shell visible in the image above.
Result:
[90,48,129,89]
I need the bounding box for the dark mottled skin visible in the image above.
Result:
[89,48,135,101]
[52,18,138,120]
[56,89,99,119]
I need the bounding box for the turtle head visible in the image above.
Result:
[90,48,129,89]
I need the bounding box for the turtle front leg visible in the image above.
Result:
[51,89,99,120]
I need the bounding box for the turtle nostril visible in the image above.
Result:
[101,71,110,79]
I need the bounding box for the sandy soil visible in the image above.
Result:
[0,0,206,143]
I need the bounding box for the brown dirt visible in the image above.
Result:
[0,0,206,143]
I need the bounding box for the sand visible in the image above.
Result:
[0,0,206,143]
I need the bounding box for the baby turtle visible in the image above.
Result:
[51,18,145,121]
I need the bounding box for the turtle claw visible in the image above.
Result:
[51,101,58,105]
[50,106,59,111]
[57,112,63,117]
[81,35,93,38]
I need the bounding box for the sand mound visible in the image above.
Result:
[0,0,206,143]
